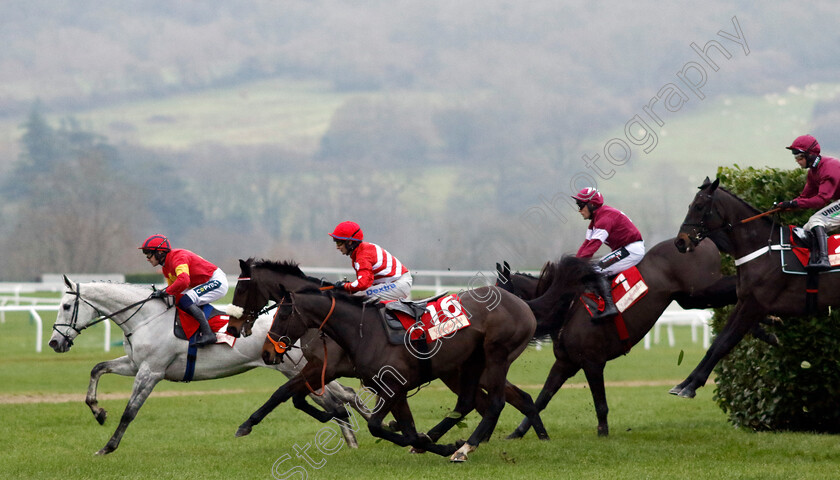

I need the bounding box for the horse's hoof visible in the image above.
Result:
[506,428,525,440]
[450,451,468,462]
[409,447,426,454]
[678,388,696,399]
[94,410,107,425]
[668,385,682,395]
[449,442,475,463]
[597,427,609,437]
[537,433,550,441]
[235,424,253,437]
[95,446,113,456]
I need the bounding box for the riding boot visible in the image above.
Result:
[186,304,217,347]
[591,275,618,321]
[808,226,831,271]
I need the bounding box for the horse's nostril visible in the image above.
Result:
[226,326,239,337]
[48,339,58,348]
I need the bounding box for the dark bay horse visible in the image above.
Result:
[672,177,840,398]
[226,260,549,444]
[504,237,740,438]
[224,260,366,438]
[228,260,543,462]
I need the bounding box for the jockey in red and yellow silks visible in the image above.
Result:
[328,221,413,300]
[139,234,228,347]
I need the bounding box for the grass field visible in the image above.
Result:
[1,302,839,480]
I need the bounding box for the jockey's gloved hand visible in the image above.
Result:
[150,289,169,299]
[333,281,347,290]
[775,200,798,210]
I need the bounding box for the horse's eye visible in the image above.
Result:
[62,304,71,311]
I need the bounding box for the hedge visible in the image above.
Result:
[709,165,840,433]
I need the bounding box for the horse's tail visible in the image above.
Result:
[528,255,598,335]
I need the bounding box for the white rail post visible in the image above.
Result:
[29,308,43,353]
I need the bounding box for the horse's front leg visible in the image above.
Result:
[96,364,163,455]
[366,396,458,457]
[508,350,580,439]
[86,356,137,425]
[671,300,763,398]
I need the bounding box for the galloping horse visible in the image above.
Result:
[504,237,740,438]
[228,260,543,462]
[672,177,840,398]
[48,277,361,455]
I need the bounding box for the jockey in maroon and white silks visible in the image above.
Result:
[572,188,645,321]
[574,190,645,276]
[329,221,413,301]
[776,134,840,270]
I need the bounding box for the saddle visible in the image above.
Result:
[173,304,230,342]
[379,292,449,345]
[780,226,840,274]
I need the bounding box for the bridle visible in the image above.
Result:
[52,282,156,347]
[680,191,733,245]
[268,288,337,397]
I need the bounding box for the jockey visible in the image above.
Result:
[776,134,840,271]
[573,187,645,320]
[328,221,413,301]
[139,234,228,347]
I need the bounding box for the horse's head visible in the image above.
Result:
[49,276,89,352]
[226,259,268,337]
[260,285,310,365]
[495,261,515,294]
[675,177,724,253]
[49,276,160,353]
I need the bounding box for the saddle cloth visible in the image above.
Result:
[581,266,648,315]
[384,294,471,344]
[174,304,236,347]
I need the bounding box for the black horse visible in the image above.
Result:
[503,237,741,437]
[672,177,839,398]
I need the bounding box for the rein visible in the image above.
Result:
[303,295,336,396]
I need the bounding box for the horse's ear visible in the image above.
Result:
[239,259,250,275]
[503,261,511,276]
[700,176,712,188]
[710,178,720,191]
[63,275,73,289]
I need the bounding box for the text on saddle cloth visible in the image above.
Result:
[581,266,649,316]
[385,294,471,344]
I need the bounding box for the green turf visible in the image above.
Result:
[2,306,839,479]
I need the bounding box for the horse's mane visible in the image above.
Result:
[716,185,762,216]
[251,258,325,284]
[529,255,599,335]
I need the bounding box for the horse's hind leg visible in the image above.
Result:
[581,361,609,436]
[97,365,163,455]
[500,382,549,440]
[86,356,137,426]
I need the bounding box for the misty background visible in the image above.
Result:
[1,1,839,280]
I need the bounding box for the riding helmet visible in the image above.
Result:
[139,234,171,252]
[329,221,364,242]
[571,187,604,208]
